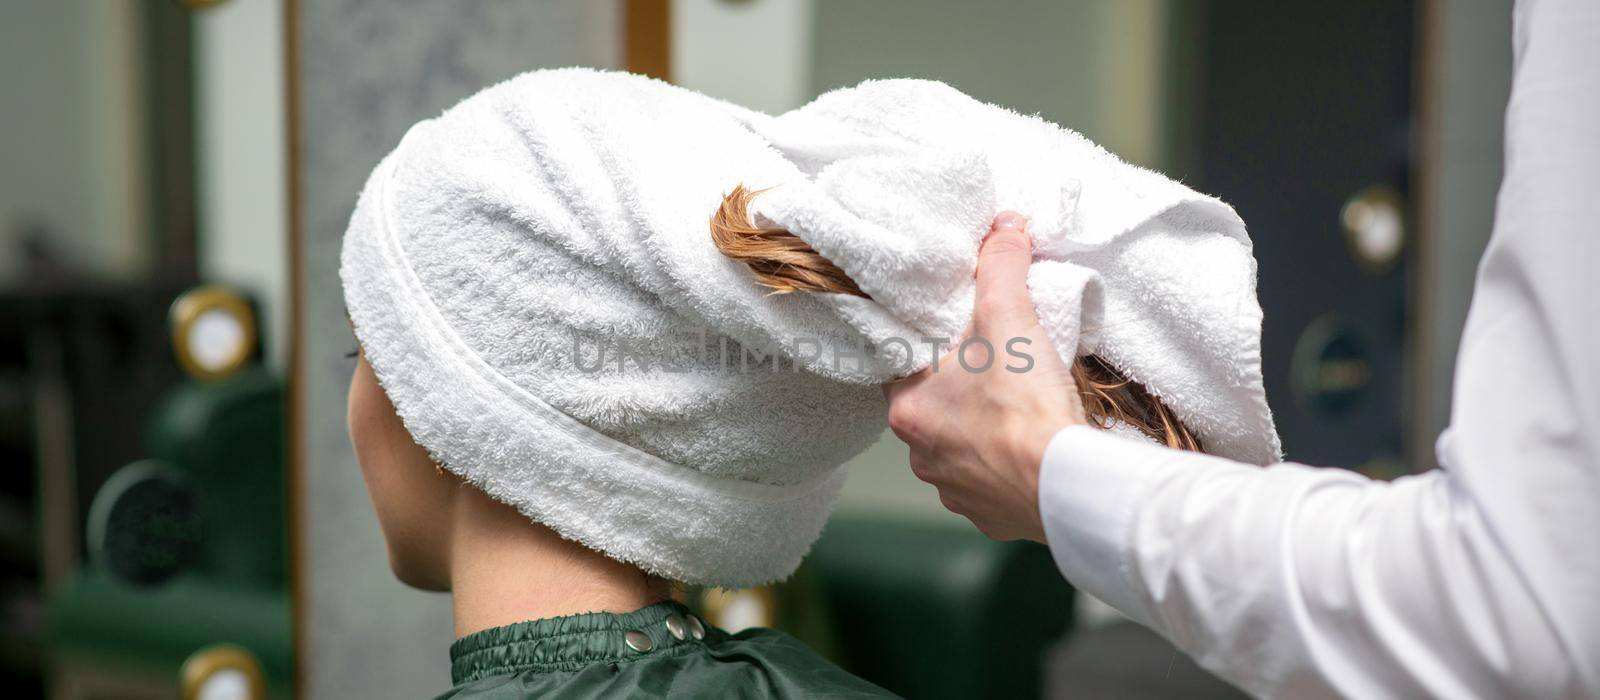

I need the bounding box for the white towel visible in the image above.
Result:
[340,68,1280,587]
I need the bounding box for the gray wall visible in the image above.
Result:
[292,2,619,697]
[1414,1,1512,468]
[812,0,1173,170]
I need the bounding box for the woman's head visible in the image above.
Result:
[339,69,1277,589]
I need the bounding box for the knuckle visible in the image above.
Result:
[976,296,1023,323]
[887,400,920,438]
[980,230,1031,257]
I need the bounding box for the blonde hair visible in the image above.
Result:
[711,185,1202,452]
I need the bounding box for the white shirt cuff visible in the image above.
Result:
[1037,424,1183,627]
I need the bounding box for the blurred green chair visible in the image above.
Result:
[48,287,290,699]
[798,515,1076,699]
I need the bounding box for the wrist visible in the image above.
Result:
[1013,413,1080,476]
[1009,417,1081,541]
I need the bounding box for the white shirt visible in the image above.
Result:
[1037,0,1599,696]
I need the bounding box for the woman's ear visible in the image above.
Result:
[347,354,457,591]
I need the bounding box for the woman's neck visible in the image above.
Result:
[448,484,667,638]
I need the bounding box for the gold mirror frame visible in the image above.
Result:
[169,285,258,381]
[181,644,267,700]
[1340,185,1407,273]
[699,585,779,631]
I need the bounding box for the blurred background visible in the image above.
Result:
[0,0,1514,697]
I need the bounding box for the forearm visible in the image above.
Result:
[1039,426,1583,697]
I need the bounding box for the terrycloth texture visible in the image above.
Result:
[340,68,1280,587]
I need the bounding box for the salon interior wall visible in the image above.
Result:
[0,0,290,360]
[193,0,289,369]
[290,1,621,698]
[674,0,1175,522]
[0,1,148,284]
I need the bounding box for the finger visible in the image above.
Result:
[974,211,1039,332]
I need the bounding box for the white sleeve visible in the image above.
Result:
[1038,0,1600,696]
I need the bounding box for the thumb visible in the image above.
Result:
[973,211,1038,333]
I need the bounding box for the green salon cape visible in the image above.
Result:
[437,600,897,699]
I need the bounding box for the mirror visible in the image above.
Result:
[7,0,293,696]
[287,1,1181,696]
[6,0,1512,697]
[283,0,1500,697]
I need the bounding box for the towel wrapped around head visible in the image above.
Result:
[340,67,1280,587]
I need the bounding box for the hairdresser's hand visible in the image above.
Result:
[884,212,1087,542]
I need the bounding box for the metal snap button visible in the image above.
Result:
[665,613,688,641]
[685,615,706,640]
[625,630,653,652]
